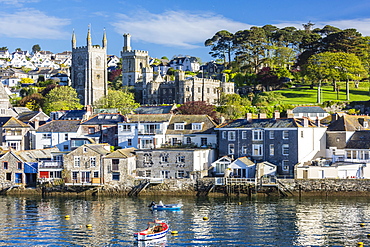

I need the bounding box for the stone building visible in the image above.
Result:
[121,34,234,105]
[71,29,108,106]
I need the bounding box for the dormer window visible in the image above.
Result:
[192,123,203,130]
[174,123,185,130]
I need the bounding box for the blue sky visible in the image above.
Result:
[1,0,370,62]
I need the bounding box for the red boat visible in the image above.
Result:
[134,220,169,241]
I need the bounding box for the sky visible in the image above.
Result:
[2,0,370,63]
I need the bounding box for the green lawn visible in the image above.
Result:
[274,81,370,105]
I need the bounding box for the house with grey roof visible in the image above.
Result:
[0,117,32,151]
[215,114,327,177]
[165,115,217,148]
[33,120,85,151]
[292,106,329,120]
[79,113,125,147]
[133,104,177,114]
[63,143,111,185]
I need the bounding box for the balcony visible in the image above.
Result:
[138,129,163,135]
[4,135,22,141]
[39,161,63,169]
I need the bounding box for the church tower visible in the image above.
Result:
[71,28,108,106]
[121,33,150,87]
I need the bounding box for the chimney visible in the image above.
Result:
[303,117,309,127]
[274,111,280,119]
[287,109,294,118]
[331,113,338,121]
[258,113,266,119]
[245,113,253,122]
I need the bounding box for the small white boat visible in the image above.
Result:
[134,220,169,241]
[149,201,183,211]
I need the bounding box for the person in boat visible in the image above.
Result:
[148,201,156,207]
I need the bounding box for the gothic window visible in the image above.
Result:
[77,73,83,85]
[96,56,101,66]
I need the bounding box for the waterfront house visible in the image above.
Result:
[135,148,215,179]
[210,156,233,177]
[0,150,28,187]
[63,143,111,185]
[33,120,81,151]
[215,113,327,177]
[118,114,171,149]
[165,115,217,148]
[103,147,136,186]
[79,113,125,147]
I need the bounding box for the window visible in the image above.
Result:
[222,131,226,139]
[177,170,185,178]
[63,145,68,151]
[128,139,132,146]
[174,123,185,130]
[283,131,289,139]
[90,157,96,167]
[269,131,274,139]
[17,162,22,170]
[228,144,235,154]
[88,127,95,134]
[83,147,87,153]
[112,159,119,171]
[282,144,289,155]
[161,170,170,178]
[74,157,80,167]
[161,156,168,162]
[228,131,236,141]
[301,131,304,138]
[121,125,131,131]
[6,173,11,181]
[3,161,8,169]
[269,144,274,156]
[192,123,202,130]
[198,87,201,93]
[186,137,191,144]
[112,172,120,181]
[242,131,247,139]
[72,171,78,181]
[93,171,99,178]
[242,146,247,154]
[282,160,290,171]
[252,144,263,156]
[42,133,51,139]
[252,130,263,141]
[201,138,207,146]
[177,156,185,163]
[145,170,151,177]
[64,133,68,141]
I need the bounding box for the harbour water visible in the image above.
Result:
[0,195,370,246]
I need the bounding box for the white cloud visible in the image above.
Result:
[0,9,70,39]
[0,0,39,5]
[111,10,248,49]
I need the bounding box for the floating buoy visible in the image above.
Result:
[86,224,92,228]
[360,223,366,227]
[64,215,70,218]
[357,242,363,247]
[238,202,242,205]
[367,233,370,238]
[203,216,208,221]
[171,230,178,234]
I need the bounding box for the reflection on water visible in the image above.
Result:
[0,195,370,246]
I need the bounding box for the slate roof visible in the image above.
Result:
[105,147,136,158]
[59,109,87,120]
[235,157,255,166]
[37,120,80,132]
[17,111,46,122]
[15,147,60,162]
[327,115,370,131]
[166,115,217,134]
[346,131,370,149]
[293,106,327,113]
[84,144,111,155]
[0,117,30,128]
[217,118,318,129]
[126,114,172,123]
[134,105,176,114]
[81,113,125,125]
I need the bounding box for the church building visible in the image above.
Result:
[121,34,235,105]
[71,29,108,106]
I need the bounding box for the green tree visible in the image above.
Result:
[93,90,139,114]
[32,44,41,54]
[20,78,35,84]
[217,93,251,119]
[176,101,218,120]
[205,30,234,66]
[43,86,83,114]
[19,93,44,111]
[0,47,8,51]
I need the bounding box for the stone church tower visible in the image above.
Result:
[121,33,150,87]
[71,28,108,106]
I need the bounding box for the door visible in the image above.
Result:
[81,171,91,183]
[15,173,22,184]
